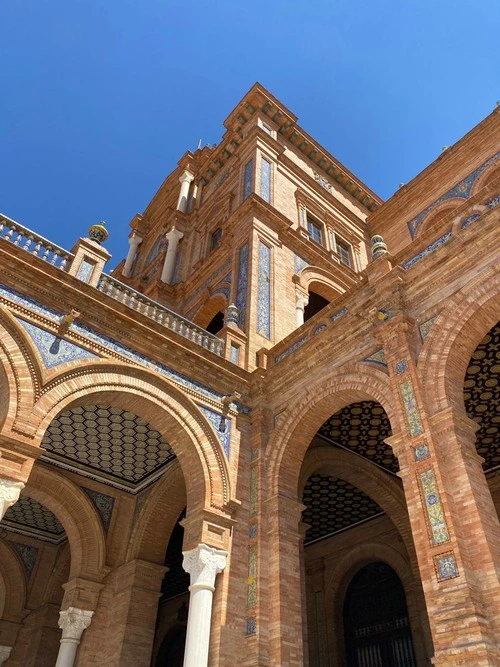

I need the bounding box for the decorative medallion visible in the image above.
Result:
[434,551,459,581]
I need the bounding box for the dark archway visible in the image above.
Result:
[155,624,187,667]
[304,290,330,322]
[343,562,416,666]
[206,311,224,335]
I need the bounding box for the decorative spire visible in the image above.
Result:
[371,235,388,260]
[88,221,109,245]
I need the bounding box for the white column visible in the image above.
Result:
[296,293,309,327]
[182,544,227,667]
[0,646,12,666]
[161,227,184,284]
[122,234,142,277]
[55,607,93,667]
[177,171,195,213]
[0,478,24,521]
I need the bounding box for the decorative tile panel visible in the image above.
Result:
[293,253,308,273]
[243,160,253,199]
[275,335,308,364]
[407,151,500,238]
[82,488,115,532]
[229,344,239,365]
[403,231,453,270]
[434,551,459,581]
[17,318,98,369]
[236,244,249,329]
[246,617,257,636]
[260,158,271,203]
[9,541,38,579]
[399,379,424,437]
[249,523,258,539]
[395,359,408,375]
[313,171,333,193]
[257,242,271,339]
[364,349,387,367]
[413,442,430,462]
[198,405,230,457]
[312,324,327,336]
[419,316,438,341]
[419,468,450,545]
[76,260,95,283]
[247,544,257,608]
[487,194,500,208]
[461,212,481,229]
[330,307,348,322]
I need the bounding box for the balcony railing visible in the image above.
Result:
[0,213,74,270]
[0,212,225,357]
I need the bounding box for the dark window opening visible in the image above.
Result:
[343,562,416,666]
[304,291,329,322]
[206,311,224,335]
[210,228,222,252]
[307,217,323,245]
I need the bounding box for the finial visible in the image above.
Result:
[88,220,109,245]
[442,146,449,152]
[371,235,388,260]
[225,303,240,327]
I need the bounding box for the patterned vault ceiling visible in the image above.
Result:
[1,496,66,544]
[464,321,500,472]
[41,405,176,492]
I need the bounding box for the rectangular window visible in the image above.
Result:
[243,160,254,199]
[336,239,352,267]
[230,343,240,365]
[210,228,222,251]
[260,157,271,203]
[307,217,323,245]
[260,121,274,136]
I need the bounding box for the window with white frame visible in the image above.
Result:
[336,237,352,267]
[306,216,323,245]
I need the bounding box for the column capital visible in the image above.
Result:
[0,478,24,520]
[128,233,142,246]
[182,544,227,592]
[58,607,94,642]
[179,170,195,185]
[165,226,184,243]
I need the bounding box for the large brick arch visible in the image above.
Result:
[127,461,186,564]
[299,448,415,564]
[24,465,106,579]
[266,364,398,499]
[0,539,27,619]
[28,363,232,512]
[417,266,500,417]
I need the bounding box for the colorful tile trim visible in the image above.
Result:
[82,488,115,533]
[257,242,271,339]
[76,259,95,283]
[407,151,500,238]
[461,212,481,229]
[9,541,38,579]
[330,307,348,322]
[434,551,459,581]
[243,160,254,199]
[247,544,257,608]
[402,231,453,270]
[487,194,500,208]
[413,442,430,462]
[198,405,231,457]
[249,523,258,539]
[395,359,408,375]
[275,335,308,364]
[419,468,450,545]
[312,324,327,336]
[419,316,438,341]
[260,157,271,203]
[236,244,249,329]
[294,253,308,273]
[246,617,257,636]
[18,317,98,369]
[399,379,424,437]
[364,349,387,367]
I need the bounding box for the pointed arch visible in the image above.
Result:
[0,539,27,619]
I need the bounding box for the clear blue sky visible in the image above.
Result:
[1,0,498,266]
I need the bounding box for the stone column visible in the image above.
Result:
[0,646,12,666]
[182,544,227,667]
[0,478,24,521]
[122,234,142,277]
[295,292,309,327]
[161,227,184,284]
[176,171,195,213]
[55,607,93,667]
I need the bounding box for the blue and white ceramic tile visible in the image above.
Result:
[243,160,253,199]
[197,405,230,457]
[76,259,95,283]
[275,335,308,364]
[236,244,249,329]
[435,552,459,580]
[260,158,271,203]
[256,242,271,339]
[399,379,424,437]
[364,349,387,367]
[403,231,453,270]
[330,307,348,322]
[395,359,408,375]
[293,254,308,274]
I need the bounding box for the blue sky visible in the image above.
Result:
[1,0,498,265]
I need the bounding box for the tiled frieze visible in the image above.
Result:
[407,151,500,237]
[247,544,257,608]
[461,212,481,229]
[399,379,424,437]
[236,244,249,329]
[329,306,348,322]
[312,324,327,336]
[402,230,453,270]
[256,241,271,339]
[198,405,231,457]
[275,335,308,364]
[82,487,115,532]
[419,468,450,546]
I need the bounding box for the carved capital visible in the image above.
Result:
[0,479,24,520]
[182,544,227,591]
[58,607,93,642]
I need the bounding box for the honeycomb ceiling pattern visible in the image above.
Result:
[1,496,66,543]
[464,322,500,471]
[316,400,397,473]
[302,474,384,545]
[42,405,176,488]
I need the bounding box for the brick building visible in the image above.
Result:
[0,83,498,666]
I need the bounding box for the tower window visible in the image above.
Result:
[210,228,222,251]
[307,217,323,245]
[336,239,352,267]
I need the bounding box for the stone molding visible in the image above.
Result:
[182,543,227,592]
[0,479,24,521]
